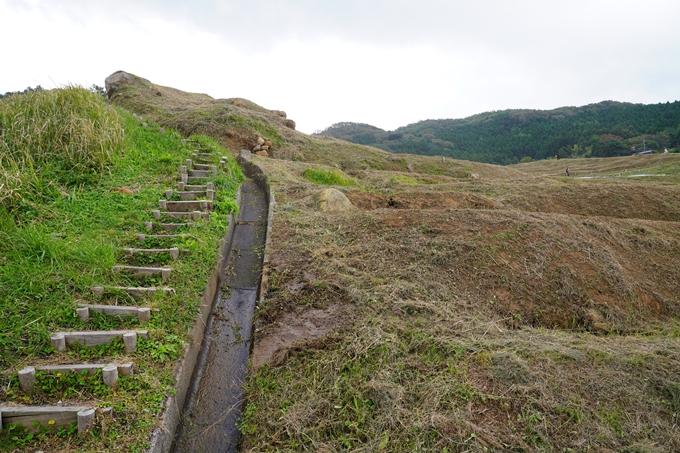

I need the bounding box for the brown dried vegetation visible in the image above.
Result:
[109,75,680,452]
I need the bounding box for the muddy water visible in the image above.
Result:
[172,180,267,453]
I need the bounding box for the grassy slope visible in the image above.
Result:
[106,75,680,452]
[241,154,680,453]
[0,89,243,452]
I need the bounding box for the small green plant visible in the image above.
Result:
[303,168,355,186]
[391,175,417,185]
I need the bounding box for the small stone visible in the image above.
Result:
[265,140,272,147]
[261,145,269,151]
[257,137,265,145]
[284,119,296,130]
[255,150,269,157]
[253,145,262,152]
[469,173,480,179]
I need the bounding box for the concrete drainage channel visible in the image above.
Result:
[149,150,274,453]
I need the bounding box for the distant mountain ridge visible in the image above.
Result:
[315,101,680,165]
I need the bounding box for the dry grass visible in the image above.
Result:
[107,73,680,452]
[243,152,680,451]
[512,153,680,178]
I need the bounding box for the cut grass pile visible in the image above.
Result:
[0,88,243,452]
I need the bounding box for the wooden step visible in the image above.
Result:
[0,406,95,434]
[165,189,215,200]
[152,210,208,220]
[159,222,196,231]
[181,190,215,200]
[192,163,213,171]
[185,159,218,170]
[178,182,215,191]
[159,199,213,212]
[18,363,133,392]
[180,165,217,177]
[187,175,211,182]
[113,265,171,282]
[144,221,198,232]
[191,152,215,162]
[178,182,214,192]
[50,330,148,353]
[77,304,155,323]
[92,285,173,300]
[136,233,187,243]
[123,247,180,260]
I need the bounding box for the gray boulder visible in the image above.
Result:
[318,189,353,214]
[105,71,136,98]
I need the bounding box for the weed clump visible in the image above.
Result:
[303,168,355,186]
[0,86,124,209]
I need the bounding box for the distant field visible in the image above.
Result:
[512,152,680,178]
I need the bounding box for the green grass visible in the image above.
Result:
[0,90,243,452]
[390,175,418,185]
[303,168,355,186]
[0,86,124,210]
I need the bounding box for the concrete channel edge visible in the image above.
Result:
[146,150,275,453]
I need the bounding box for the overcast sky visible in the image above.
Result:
[2,0,679,134]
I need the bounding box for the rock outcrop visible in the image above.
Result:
[318,189,353,213]
[105,71,138,98]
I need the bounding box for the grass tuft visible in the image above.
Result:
[0,86,124,209]
[303,168,355,186]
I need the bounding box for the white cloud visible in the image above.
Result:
[2,0,679,134]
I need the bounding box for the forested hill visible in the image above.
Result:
[315,101,680,165]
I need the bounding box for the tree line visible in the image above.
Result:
[315,101,680,165]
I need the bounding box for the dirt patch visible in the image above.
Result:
[344,180,680,222]
[346,191,497,210]
[251,303,348,371]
